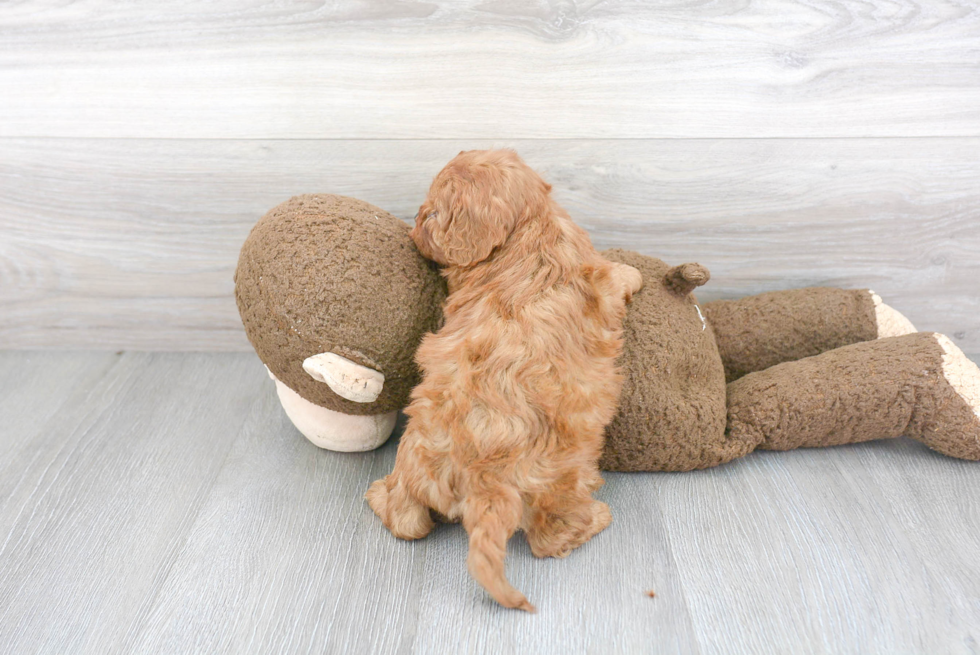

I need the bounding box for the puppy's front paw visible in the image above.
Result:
[613,263,643,302]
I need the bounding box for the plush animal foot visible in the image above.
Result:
[530,501,612,559]
[925,334,980,460]
[267,368,396,451]
[869,291,917,338]
[365,477,435,540]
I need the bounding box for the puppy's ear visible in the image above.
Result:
[417,149,550,268]
[429,183,518,267]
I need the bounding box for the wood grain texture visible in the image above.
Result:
[1,138,978,353]
[658,445,980,653]
[1,1,979,138]
[1,352,979,653]
[0,352,267,653]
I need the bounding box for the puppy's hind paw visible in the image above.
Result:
[529,500,613,559]
[365,476,434,540]
[590,500,613,535]
[365,478,390,518]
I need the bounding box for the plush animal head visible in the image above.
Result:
[235,194,447,416]
[411,149,553,268]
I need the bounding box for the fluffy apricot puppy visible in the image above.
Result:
[366,150,642,612]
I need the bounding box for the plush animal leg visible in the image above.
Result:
[704,288,915,383]
[726,333,980,460]
[908,334,980,459]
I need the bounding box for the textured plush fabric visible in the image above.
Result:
[599,250,729,472]
[704,287,878,383]
[235,194,447,415]
[727,332,980,461]
[236,196,980,470]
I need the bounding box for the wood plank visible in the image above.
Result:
[1,1,979,138]
[0,351,118,460]
[2,137,978,353]
[658,441,980,653]
[409,471,702,653]
[128,399,435,653]
[0,352,267,653]
[0,351,121,533]
[129,390,702,653]
[1,352,979,651]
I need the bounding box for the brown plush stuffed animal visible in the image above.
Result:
[235,194,980,468]
[236,194,445,451]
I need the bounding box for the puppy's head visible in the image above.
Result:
[411,149,552,268]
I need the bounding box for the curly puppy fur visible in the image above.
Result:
[366,150,642,612]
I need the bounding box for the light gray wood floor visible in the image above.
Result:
[2,351,979,654]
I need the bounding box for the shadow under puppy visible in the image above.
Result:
[366,150,642,612]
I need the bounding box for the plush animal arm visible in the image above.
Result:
[704,288,917,383]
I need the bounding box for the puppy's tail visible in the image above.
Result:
[463,479,535,613]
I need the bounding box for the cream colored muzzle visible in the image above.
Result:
[265,351,397,452]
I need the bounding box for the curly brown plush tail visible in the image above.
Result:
[463,481,535,613]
